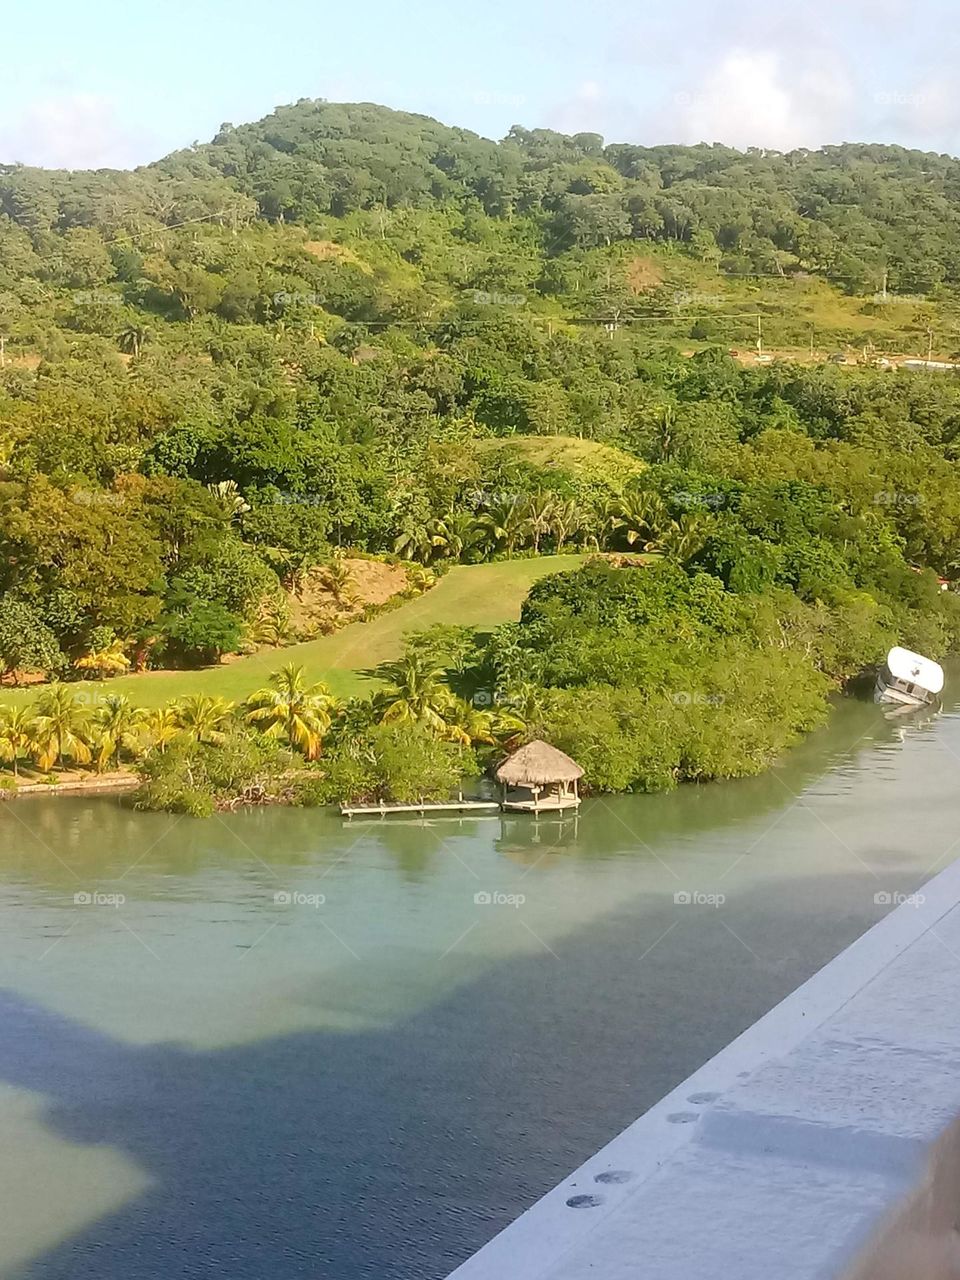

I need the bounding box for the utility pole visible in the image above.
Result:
[881,269,888,301]
[0,335,5,369]
[809,324,815,361]
[756,314,763,359]
[928,328,934,362]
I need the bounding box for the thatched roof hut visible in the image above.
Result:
[496,740,583,785]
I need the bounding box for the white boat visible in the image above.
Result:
[874,646,944,708]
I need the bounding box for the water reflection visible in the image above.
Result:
[1,677,959,1278]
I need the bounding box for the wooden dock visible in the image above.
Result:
[340,798,500,818]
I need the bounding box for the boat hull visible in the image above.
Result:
[874,676,936,708]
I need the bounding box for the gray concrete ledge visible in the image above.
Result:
[447,857,960,1280]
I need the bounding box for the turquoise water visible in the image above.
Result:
[1,687,958,1278]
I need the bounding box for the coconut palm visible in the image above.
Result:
[30,686,93,770]
[525,491,556,553]
[373,652,455,735]
[0,706,37,777]
[606,490,671,551]
[73,638,131,679]
[427,510,477,561]
[318,555,357,607]
[474,497,529,557]
[118,324,150,359]
[171,695,235,745]
[91,695,147,771]
[394,517,434,564]
[549,498,584,551]
[442,700,495,746]
[206,480,250,521]
[657,513,711,564]
[244,664,337,760]
[140,706,182,756]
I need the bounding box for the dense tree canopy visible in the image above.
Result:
[2,101,960,803]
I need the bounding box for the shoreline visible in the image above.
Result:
[2,773,139,799]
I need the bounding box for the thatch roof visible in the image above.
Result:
[496,740,584,786]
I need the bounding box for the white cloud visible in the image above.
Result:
[675,48,854,151]
[0,94,151,169]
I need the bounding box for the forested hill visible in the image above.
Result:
[4,98,960,290]
[5,99,960,800]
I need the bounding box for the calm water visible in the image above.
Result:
[2,683,960,1279]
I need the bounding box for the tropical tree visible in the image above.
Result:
[206,480,250,521]
[118,323,150,359]
[91,695,147,771]
[474,496,530,557]
[373,651,455,734]
[394,517,435,564]
[172,695,235,745]
[549,498,584,550]
[606,490,671,550]
[428,510,477,561]
[30,686,93,770]
[74,638,131,679]
[244,664,337,760]
[657,513,712,564]
[525,491,556,553]
[140,706,182,756]
[318,554,358,608]
[251,599,291,647]
[0,706,36,776]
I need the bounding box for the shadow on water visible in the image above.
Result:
[2,681,959,1278]
[1,860,915,1280]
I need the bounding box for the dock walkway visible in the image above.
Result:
[341,799,500,817]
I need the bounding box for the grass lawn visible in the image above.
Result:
[0,555,588,710]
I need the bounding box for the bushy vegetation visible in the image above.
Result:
[3,100,960,805]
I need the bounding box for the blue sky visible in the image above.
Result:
[4,0,960,168]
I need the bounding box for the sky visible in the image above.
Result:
[3,0,960,169]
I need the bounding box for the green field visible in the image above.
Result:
[0,556,587,709]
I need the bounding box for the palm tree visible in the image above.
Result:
[549,498,584,551]
[427,511,476,562]
[278,548,317,597]
[140,706,182,756]
[91,695,147,771]
[30,686,93,770]
[607,490,671,551]
[118,324,150,359]
[394,517,434,564]
[442,700,495,746]
[73,638,130,679]
[373,652,455,735]
[498,681,546,725]
[525,491,556,554]
[657,513,711,564]
[172,695,235,745]
[318,555,358,608]
[474,497,529,557]
[251,600,291,647]
[244,664,337,760]
[206,480,250,521]
[0,706,36,777]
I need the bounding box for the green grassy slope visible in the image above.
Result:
[1,556,588,709]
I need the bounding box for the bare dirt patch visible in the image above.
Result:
[287,558,409,638]
[626,256,665,295]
